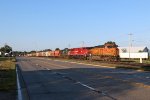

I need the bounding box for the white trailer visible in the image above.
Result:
[119,52,149,59]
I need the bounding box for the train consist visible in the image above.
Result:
[27,41,120,61]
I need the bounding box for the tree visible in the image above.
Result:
[30,51,36,53]
[43,49,52,51]
[12,51,29,57]
[55,48,60,51]
[0,45,12,56]
[0,45,12,53]
[138,50,143,52]
[105,41,118,47]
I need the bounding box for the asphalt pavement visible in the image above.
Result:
[16,57,150,100]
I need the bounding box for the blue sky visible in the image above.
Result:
[0,0,150,51]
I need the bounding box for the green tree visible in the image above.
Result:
[138,50,143,52]
[43,49,52,51]
[30,51,36,53]
[55,48,60,51]
[0,45,12,56]
[0,45,12,53]
[105,41,118,47]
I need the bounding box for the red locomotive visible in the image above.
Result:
[68,48,90,59]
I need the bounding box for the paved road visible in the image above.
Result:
[17,57,150,100]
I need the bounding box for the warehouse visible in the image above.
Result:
[118,47,149,59]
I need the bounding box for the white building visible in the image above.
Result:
[118,47,149,59]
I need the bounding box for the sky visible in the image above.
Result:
[0,0,150,51]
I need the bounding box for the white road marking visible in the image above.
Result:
[45,69,98,91]
[46,68,49,70]
[16,67,23,100]
[76,82,96,91]
[52,72,117,100]
[32,58,150,89]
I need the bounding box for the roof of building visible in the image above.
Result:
[118,46,149,53]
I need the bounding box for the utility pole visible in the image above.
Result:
[131,40,134,47]
[81,41,85,48]
[128,33,133,60]
[68,44,71,49]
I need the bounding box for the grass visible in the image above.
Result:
[0,57,15,61]
[115,66,140,70]
[116,65,150,71]
[141,66,150,71]
[141,60,150,64]
[0,57,16,91]
[121,59,150,64]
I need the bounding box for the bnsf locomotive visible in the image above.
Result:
[27,41,119,61]
[89,42,119,61]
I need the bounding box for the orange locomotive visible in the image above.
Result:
[89,42,119,61]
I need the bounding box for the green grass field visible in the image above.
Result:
[133,59,150,64]
[0,57,16,91]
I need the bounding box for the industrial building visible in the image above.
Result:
[118,47,149,59]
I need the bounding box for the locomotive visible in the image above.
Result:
[68,47,90,59]
[27,41,120,61]
[89,42,119,61]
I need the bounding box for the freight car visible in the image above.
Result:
[44,50,61,57]
[61,48,69,58]
[54,50,61,57]
[89,42,119,61]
